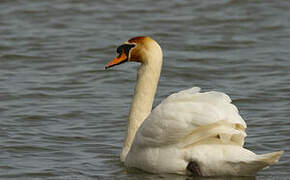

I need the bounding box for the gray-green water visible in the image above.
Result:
[0,0,289,179]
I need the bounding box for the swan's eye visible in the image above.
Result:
[116,44,136,56]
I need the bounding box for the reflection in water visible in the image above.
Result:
[125,174,257,180]
[125,168,257,180]
[186,176,256,180]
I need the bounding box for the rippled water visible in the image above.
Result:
[0,0,289,179]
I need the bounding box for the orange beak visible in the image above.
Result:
[105,50,128,69]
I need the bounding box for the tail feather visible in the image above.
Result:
[187,144,284,176]
[258,150,284,166]
[241,150,285,174]
[226,150,284,175]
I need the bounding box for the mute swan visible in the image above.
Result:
[105,36,283,176]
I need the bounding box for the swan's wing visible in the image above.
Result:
[134,87,247,148]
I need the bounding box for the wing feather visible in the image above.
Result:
[134,87,247,148]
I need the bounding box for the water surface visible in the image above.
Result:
[0,0,289,179]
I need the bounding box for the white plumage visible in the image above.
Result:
[126,87,282,176]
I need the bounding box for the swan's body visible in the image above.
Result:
[105,36,283,176]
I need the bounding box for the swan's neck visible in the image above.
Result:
[121,46,162,162]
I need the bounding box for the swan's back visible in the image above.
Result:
[134,87,246,148]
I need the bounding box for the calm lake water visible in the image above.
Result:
[0,0,289,179]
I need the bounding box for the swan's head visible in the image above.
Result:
[105,36,162,69]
